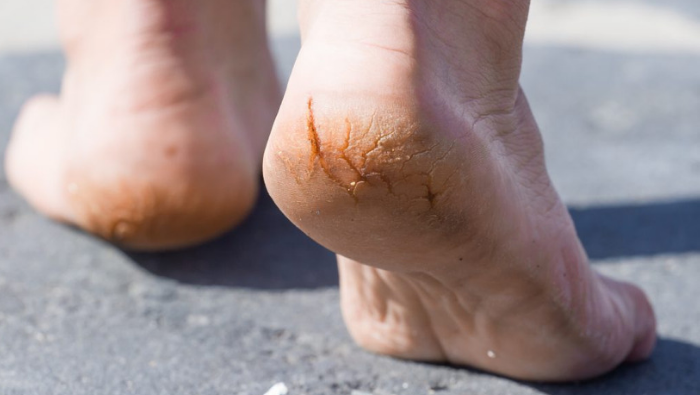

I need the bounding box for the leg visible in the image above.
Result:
[264,0,656,381]
[5,0,280,250]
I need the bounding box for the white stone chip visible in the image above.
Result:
[264,383,288,395]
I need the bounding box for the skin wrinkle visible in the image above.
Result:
[373,271,409,350]
[501,134,562,219]
[276,147,303,185]
[401,142,455,207]
[117,14,220,115]
[425,0,528,80]
[357,40,414,60]
[344,265,394,348]
[380,270,444,357]
[427,143,459,201]
[469,107,518,142]
[339,117,366,193]
[363,123,399,169]
[500,118,543,166]
[402,274,449,360]
[398,153,435,206]
[382,272,409,328]
[118,73,212,114]
[364,266,390,325]
[357,110,376,162]
[355,112,382,192]
[411,5,521,111]
[376,172,395,195]
[397,143,441,174]
[503,142,561,220]
[410,272,482,361]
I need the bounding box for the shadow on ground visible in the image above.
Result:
[128,184,338,290]
[532,338,700,395]
[571,198,700,260]
[129,192,700,290]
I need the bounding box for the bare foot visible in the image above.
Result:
[264,0,656,381]
[5,0,280,250]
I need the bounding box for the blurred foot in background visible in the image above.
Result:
[5,0,280,250]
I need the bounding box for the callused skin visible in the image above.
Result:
[264,0,656,381]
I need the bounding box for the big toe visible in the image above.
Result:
[5,95,74,222]
[623,282,657,362]
[603,276,657,363]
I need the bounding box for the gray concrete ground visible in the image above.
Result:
[1,0,700,394]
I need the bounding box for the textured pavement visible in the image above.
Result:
[1,1,700,394]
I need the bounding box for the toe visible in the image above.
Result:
[5,95,74,222]
[623,282,657,362]
[601,276,657,364]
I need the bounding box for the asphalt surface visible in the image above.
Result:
[1,4,700,395]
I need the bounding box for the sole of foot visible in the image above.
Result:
[264,0,656,381]
[5,0,281,250]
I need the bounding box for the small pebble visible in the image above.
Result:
[264,383,288,395]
